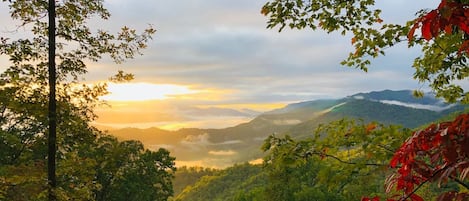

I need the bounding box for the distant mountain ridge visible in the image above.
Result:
[109,89,467,168]
[349,90,454,111]
[350,89,438,104]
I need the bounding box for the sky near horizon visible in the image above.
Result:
[0,0,441,129]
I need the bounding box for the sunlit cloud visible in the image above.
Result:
[213,103,287,112]
[208,150,237,156]
[101,82,197,101]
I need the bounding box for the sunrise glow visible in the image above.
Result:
[101,82,197,101]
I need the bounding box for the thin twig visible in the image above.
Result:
[309,151,387,167]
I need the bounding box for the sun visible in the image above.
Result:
[101,82,196,101]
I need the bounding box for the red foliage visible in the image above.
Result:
[408,0,469,54]
[363,114,469,201]
[362,196,381,201]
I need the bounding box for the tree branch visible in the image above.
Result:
[308,151,387,167]
[449,175,469,190]
[400,166,448,201]
[376,144,396,154]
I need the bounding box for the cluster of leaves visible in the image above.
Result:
[367,114,469,201]
[261,0,401,71]
[261,0,469,103]
[260,119,413,200]
[1,0,155,83]
[91,136,176,201]
[408,0,469,54]
[260,117,468,201]
[407,0,469,103]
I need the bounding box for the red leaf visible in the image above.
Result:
[461,134,469,155]
[362,196,380,201]
[407,23,419,41]
[444,25,452,34]
[390,156,399,168]
[410,194,424,201]
[456,193,469,201]
[443,145,458,163]
[421,20,433,40]
[458,22,469,34]
[438,191,456,201]
[438,0,447,9]
[373,114,469,201]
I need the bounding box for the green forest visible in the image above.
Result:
[171,114,468,201]
[1,0,468,201]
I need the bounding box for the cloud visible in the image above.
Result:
[218,140,243,145]
[379,100,456,112]
[181,133,211,145]
[208,150,237,156]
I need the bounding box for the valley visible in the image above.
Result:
[106,90,466,168]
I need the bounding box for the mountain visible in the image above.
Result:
[108,90,467,168]
[181,107,261,118]
[349,89,455,111]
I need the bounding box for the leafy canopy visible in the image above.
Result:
[0,0,177,200]
[261,119,411,200]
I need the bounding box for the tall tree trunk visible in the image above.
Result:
[47,0,57,200]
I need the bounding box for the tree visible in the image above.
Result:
[1,0,155,200]
[261,119,411,200]
[0,88,176,200]
[48,1,57,200]
[261,0,469,103]
[261,0,469,200]
[91,135,175,201]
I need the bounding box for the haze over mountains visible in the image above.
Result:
[108,90,466,168]
[94,100,263,130]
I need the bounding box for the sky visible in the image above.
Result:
[0,0,441,129]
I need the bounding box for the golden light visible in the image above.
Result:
[101,82,196,101]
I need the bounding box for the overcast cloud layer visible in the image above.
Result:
[97,0,439,103]
[1,0,439,105]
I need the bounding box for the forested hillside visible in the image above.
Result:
[172,112,466,201]
[110,90,466,168]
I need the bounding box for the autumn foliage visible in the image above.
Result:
[362,1,469,200]
[408,0,469,54]
[363,114,469,201]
